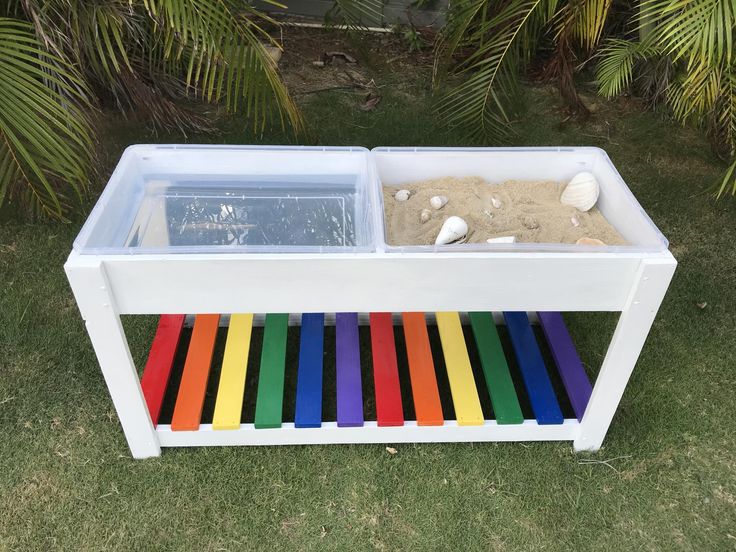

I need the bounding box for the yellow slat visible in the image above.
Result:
[435,312,484,426]
[212,314,254,430]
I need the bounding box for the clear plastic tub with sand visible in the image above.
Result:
[373,147,668,253]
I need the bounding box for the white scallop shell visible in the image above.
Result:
[435,216,468,245]
[430,195,448,209]
[491,196,502,209]
[486,236,516,244]
[561,172,599,211]
[420,208,432,223]
[394,189,411,201]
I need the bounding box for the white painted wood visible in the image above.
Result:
[66,251,663,314]
[573,257,677,451]
[64,257,161,459]
[157,420,580,447]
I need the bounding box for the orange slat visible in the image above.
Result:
[171,314,220,431]
[402,312,444,425]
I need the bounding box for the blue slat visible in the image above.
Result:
[503,312,564,425]
[294,313,325,428]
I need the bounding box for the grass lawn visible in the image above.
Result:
[1,30,736,550]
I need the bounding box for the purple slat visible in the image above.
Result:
[336,313,364,427]
[538,312,593,421]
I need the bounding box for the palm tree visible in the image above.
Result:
[434,0,736,196]
[596,0,736,196]
[1,0,301,219]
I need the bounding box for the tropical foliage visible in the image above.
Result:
[1,0,300,219]
[434,0,736,196]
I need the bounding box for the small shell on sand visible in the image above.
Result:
[576,237,606,246]
[395,189,411,201]
[522,215,539,230]
[420,208,432,223]
[571,215,580,227]
[491,196,502,209]
[486,236,516,244]
[435,216,468,245]
[430,195,448,209]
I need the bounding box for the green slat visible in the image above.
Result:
[254,313,289,429]
[468,312,524,424]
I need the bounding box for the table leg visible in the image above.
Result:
[65,259,161,459]
[574,258,676,452]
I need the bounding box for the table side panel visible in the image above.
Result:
[95,255,646,313]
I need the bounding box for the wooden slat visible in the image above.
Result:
[503,312,564,425]
[369,312,404,426]
[254,313,289,429]
[335,313,364,427]
[212,313,254,430]
[435,312,484,426]
[171,314,220,431]
[294,313,325,428]
[468,312,524,424]
[401,312,444,426]
[538,312,593,421]
[140,314,185,426]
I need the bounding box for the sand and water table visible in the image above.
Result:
[65,145,676,459]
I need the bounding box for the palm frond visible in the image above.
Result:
[595,38,659,97]
[140,0,302,133]
[0,17,93,218]
[641,0,736,67]
[325,0,384,29]
[435,0,556,141]
[552,0,612,52]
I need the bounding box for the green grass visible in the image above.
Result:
[1,58,736,550]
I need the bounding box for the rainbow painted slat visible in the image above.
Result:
[212,313,254,430]
[254,313,289,429]
[402,313,443,426]
[140,314,185,426]
[143,311,588,429]
[468,312,524,424]
[294,313,325,428]
[369,312,404,426]
[335,313,363,427]
[538,312,592,421]
[171,314,220,431]
[435,312,484,426]
[503,312,564,425]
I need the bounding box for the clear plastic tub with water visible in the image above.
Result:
[74,145,378,254]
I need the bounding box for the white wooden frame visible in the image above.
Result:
[65,248,676,459]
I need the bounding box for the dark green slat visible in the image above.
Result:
[468,312,524,424]
[254,313,289,429]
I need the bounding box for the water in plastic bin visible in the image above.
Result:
[125,175,358,248]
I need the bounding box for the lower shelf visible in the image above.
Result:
[156,419,581,447]
[140,311,593,444]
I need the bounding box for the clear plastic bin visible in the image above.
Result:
[372,147,669,253]
[74,145,378,254]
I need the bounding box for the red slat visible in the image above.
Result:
[140,315,185,425]
[369,313,404,426]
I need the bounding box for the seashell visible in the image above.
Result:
[430,195,448,210]
[435,216,468,245]
[576,237,606,246]
[561,172,599,212]
[491,196,502,209]
[420,208,432,223]
[486,236,516,244]
[571,215,580,227]
[394,189,411,201]
[522,215,539,230]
